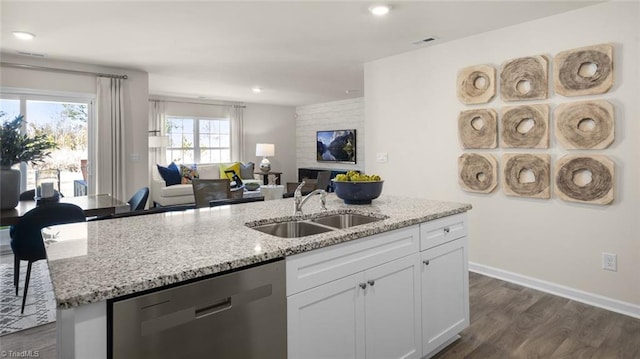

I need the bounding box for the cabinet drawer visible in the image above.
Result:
[286,225,420,296]
[419,213,467,251]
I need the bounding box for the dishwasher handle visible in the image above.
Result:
[139,284,273,337]
[195,297,232,319]
[141,296,232,336]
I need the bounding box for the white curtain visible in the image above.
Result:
[96,77,127,202]
[230,105,244,162]
[149,100,167,170]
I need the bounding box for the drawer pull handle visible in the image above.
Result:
[423,260,430,266]
[359,283,367,289]
[444,227,450,234]
[367,280,375,286]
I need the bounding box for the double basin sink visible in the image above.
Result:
[248,213,386,238]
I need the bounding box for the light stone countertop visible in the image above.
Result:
[45,194,471,309]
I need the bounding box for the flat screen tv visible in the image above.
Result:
[316,129,356,164]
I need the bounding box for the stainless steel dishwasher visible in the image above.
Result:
[110,259,286,358]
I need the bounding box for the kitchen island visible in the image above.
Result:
[46,194,471,358]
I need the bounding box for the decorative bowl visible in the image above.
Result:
[245,182,261,191]
[332,180,384,205]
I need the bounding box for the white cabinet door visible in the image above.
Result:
[365,253,422,359]
[421,237,469,357]
[287,272,366,359]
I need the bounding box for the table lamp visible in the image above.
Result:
[256,143,275,172]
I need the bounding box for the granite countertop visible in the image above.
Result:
[45,194,471,309]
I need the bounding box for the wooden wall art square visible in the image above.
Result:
[500,104,549,149]
[555,100,614,149]
[458,109,497,149]
[457,65,496,104]
[555,155,614,205]
[500,55,548,101]
[554,44,613,97]
[458,153,498,193]
[502,153,550,199]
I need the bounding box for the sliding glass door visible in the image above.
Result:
[0,94,94,197]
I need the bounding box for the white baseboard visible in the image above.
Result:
[469,262,640,320]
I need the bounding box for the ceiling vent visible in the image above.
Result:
[17,51,45,57]
[412,37,437,45]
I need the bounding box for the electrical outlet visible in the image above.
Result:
[602,252,617,271]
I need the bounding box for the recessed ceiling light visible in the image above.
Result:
[369,5,390,16]
[13,31,36,40]
[252,87,262,93]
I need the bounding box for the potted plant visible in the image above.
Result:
[0,112,57,209]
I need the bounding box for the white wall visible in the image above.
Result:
[244,103,297,184]
[295,97,364,173]
[365,2,639,306]
[0,54,149,201]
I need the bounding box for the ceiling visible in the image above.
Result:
[1,1,599,107]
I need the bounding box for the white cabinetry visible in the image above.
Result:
[420,213,469,358]
[286,213,469,359]
[287,226,421,359]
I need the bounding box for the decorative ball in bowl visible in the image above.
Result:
[332,172,384,205]
[244,182,261,191]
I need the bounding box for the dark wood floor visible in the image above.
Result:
[1,272,638,358]
[433,272,640,359]
[0,322,56,358]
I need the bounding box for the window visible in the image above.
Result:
[166,116,231,164]
[0,95,93,197]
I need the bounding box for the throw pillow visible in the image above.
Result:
[157,162,181,186]
[198,164,220,179]
[240,162,255,179]
[219,162,241,180]
[179,164,200,184]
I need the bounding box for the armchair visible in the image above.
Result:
[285,171,331,197]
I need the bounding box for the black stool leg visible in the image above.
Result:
[14,256,20,296]
[21,261,33,314]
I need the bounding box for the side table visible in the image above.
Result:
[255,171,282,185]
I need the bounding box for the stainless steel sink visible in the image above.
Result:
[311,213,383,229]
[249,213,386,238]
[251,221,334,238]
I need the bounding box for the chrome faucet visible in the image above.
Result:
[293,181,327,217]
